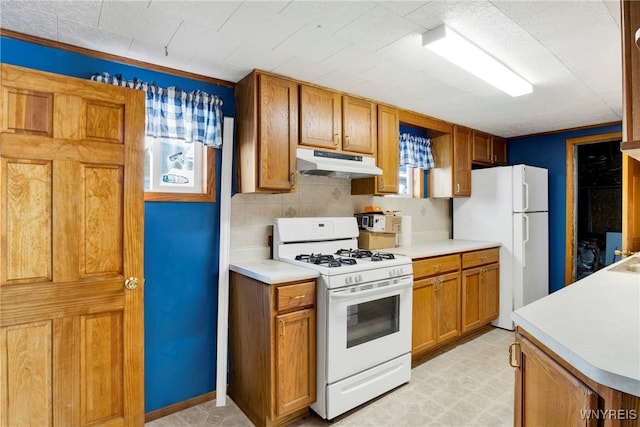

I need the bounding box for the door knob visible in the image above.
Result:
[124,277,139,290]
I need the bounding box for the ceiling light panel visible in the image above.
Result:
[422,25,533,97]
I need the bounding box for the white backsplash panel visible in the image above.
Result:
[230,175,451,261]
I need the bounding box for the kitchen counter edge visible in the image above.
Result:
[385,239,501,259]
[230,260,320,285]
[512,254,640,397]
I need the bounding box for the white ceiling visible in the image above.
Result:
[0,0,622,138]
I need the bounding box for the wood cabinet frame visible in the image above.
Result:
[513,327,640,427]
[229,273,316,427]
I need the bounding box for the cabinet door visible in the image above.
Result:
[472,130,492,164]
[436,272,461,344]
[461,267,482,333]
[462,263,500,333]
[491,136,508,165]
[453,125,471,197]
[376,105,399,193]
[342,95,376,155]
[275,308,316,418]
[412,278,437,355]
[514,336,598,427]
[299,85,341,150]
[259,74,298,190]
[482,263,500,323]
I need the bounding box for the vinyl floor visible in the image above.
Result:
[146,327,515,427]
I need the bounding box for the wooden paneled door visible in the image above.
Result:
[0,64,145,426]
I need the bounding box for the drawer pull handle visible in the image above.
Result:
[291,295,306,300]
[508,342,520,368]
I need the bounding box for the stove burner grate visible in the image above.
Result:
[335,249,396,261]
[295,253,358,267]
[371,252,395,261]
[335,249,373,259]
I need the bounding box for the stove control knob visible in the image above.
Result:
[345,276,353,285]
[356,274,363,283]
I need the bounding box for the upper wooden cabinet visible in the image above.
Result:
[472,131,508,166]
[351,105,399,195]
[299,84,376,155]
[236,71,298,193]
[622,0,640,161]
[453,126,472,196]
[299,85,341,150]
[429,125,471,198]
[491,135,508,164]
[471,130,492,164]
[342,95,377,155]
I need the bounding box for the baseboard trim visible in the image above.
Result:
[145,391,217,423]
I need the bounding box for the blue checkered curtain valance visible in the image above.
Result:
[399,132,434,170]
[90,73,223,147]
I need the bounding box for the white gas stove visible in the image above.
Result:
[273,217,412,288]
[273,217,413,420]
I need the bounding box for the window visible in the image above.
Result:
[398,164,413,196]
[398,127,433,198]
[90,72,223,203]
[144,137,215,202]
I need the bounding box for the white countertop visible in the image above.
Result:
[385,239,501,259]
[229,259,319,285]
[230,239,500,283]
[512,254,640,396]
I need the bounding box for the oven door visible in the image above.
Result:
[326,275,413,384]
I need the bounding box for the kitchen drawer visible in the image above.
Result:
[462,248,499,269]
[276,281,316,312]
[413,254,461,279]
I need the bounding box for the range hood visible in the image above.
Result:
[296,147,382,179]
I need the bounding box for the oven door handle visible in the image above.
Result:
[329,278,412,300]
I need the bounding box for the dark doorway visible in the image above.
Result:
[576,140,623,279]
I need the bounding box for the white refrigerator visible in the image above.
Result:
[453,165,549,330]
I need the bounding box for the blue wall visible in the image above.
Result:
[1,37,235,412]
[508,123,622,294]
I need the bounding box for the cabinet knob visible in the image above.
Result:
[334,133,340,146]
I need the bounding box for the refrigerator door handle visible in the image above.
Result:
[522,214,530,267]
[523,181,529,212]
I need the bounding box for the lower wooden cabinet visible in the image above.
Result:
[411,247,500,365]
[512,329,640,427]
[229,273,316,427]
[461,248,500,333]
[411,255,461,362]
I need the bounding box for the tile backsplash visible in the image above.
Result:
[230,175,451,261]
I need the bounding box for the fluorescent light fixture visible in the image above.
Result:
[422,25,533,97]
